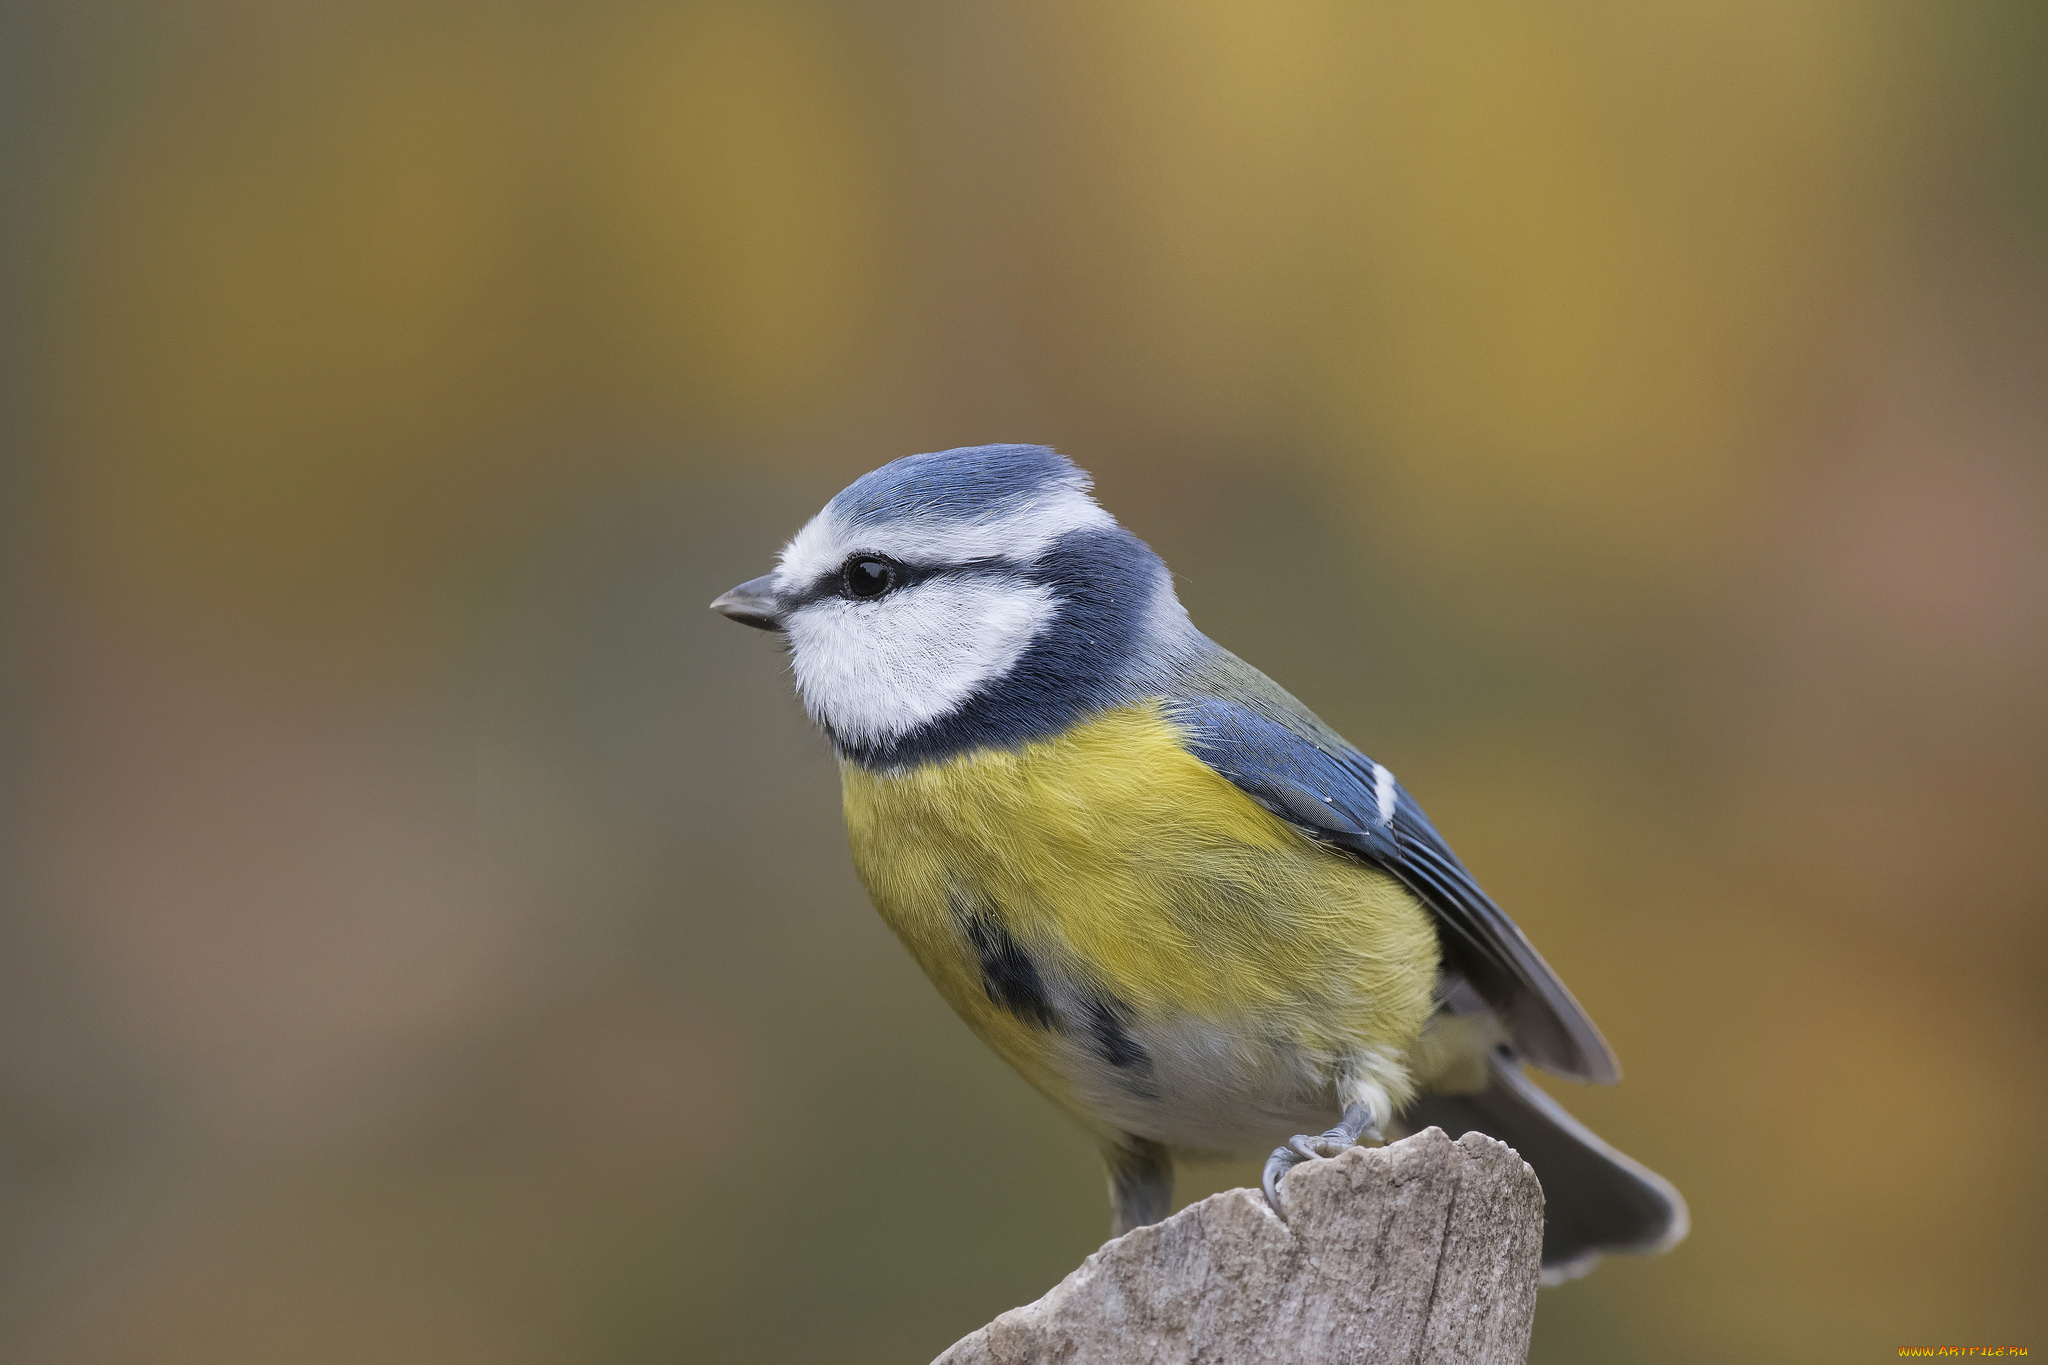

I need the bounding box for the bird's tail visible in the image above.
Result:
[1395,1049,1688,1282]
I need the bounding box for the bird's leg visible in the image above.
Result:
[1262,1101,1383,1216]
[1102,1136,1173,1237]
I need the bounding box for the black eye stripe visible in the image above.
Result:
[789,556,1025,608]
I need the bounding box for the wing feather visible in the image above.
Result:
[1169,694,1620,1084]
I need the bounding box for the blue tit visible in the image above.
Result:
[712,444,1686,1280]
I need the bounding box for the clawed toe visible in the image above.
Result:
[1261,1103,1386,1217]
[1263,1130,1352,1216]
[1262,1144,1307,1215]
[1302,1127,1354,1160]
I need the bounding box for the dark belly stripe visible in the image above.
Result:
[1081,992,1151,1073]
[949,890,1156,1099]
[952,891,1056,1029]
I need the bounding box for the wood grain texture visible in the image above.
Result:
[936,1127,1542,1365]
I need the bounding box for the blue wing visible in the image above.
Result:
[1169,694,1620,1085]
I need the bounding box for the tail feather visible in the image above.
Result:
[1396,1049,1688,1281]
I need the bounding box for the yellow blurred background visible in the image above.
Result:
[3,1,2043,1361]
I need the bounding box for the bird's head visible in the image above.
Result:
[713,444,1195,764]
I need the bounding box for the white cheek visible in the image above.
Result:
[786,579,1058,745]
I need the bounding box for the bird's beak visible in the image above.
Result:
[710,573,786,632]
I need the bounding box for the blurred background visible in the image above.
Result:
[2,1,2043,1361]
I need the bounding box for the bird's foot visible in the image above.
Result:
[1261,1102,1383,1217]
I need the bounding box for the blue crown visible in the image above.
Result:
[827,444,1088,527]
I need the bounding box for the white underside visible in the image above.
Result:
[1051,1014,1406,1158]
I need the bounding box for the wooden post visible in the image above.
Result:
[937,1127,1543,1365]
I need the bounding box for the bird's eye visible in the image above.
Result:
[841,556,898,600]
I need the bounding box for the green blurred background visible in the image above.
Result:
[2,2,2043,1361]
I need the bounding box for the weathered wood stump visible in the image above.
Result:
[937,1126,1543,1365]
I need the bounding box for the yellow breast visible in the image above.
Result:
[840,700,1440,1145]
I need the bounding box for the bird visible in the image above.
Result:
[711,443,1686,1280]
